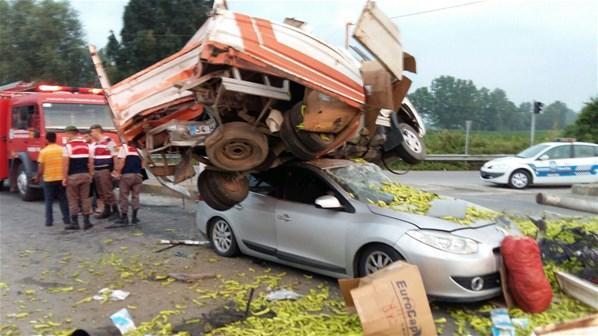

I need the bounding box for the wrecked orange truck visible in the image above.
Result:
[89,1,425,211]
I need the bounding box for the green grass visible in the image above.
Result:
[423,129,562,155]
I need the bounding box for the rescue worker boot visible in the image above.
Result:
[83,215,93,230]
[107,214,129,228]
[131,209,140,225]
[108,205,121,221]
[95,205,111,219]
[65,216,80,230]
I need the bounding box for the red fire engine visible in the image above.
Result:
[0,81,118,201]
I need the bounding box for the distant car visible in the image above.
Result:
[197,159,515,302]
[481,142,598,189]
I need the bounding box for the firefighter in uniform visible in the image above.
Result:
[111,142,143,226]
[62,126,93,230]
[89,124,119,219]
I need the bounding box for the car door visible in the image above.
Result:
[232,169,284,256]
[274,166,354,274]
[572,144,598,183]
[532,144,575,184]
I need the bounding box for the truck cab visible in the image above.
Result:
[0,82,117,201]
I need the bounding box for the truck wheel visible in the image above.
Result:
[280,108,318,160]
[0,179,5,191]
[16,165,40,201]
[197,170,249,211]
[393,122,426,165]
[205,122,268,172]
[286,103,335,152]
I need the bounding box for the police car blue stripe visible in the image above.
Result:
[528,164,598,177]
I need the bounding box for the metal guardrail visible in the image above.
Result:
[425,154,510,161]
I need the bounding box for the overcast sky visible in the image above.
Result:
[71,0,597,111]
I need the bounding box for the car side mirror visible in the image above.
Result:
[315,195,343,209]
[538,154,549,161]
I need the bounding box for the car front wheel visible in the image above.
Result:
[209,218,239,257]
[508,169,531,189]
[358,244,403,277]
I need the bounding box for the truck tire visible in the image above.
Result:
[392,122,426,165]
[287,103,335,152]
[205,122,269,172]
[16,164,41,201]
[197,170,249,211]
[280,108,318,160]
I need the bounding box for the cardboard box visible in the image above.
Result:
[339,262,437,336]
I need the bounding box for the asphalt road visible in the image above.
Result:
[392,170,592,217]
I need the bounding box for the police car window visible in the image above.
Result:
[543,145,572,160]
[574,145,597,158]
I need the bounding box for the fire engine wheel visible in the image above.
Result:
[205,122,268,172]
[16,165,41,202]
[286,103,335,152]
[197,169,249,211]
[280,107,318,160]
[393,122,426,165]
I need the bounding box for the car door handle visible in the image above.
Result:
[277,214,291,222]
[234,204,243,210]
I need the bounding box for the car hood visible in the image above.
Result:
[485,156,527,166]
[367,204,494,231]
[367,204,517,245]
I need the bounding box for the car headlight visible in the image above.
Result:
[487,164,506,170]
[406,230,479,254]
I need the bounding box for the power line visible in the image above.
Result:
[389,0,487,19]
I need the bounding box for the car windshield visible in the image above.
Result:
[42,102,113,129]
[324,162,396,204]
[516,144,550,158]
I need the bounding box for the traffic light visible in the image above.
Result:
[533,101,544,114]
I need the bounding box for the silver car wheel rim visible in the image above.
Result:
[365,251,393,274]
[511,172,528,188]
[212,220,232,253]
[401,128,422,153]
[17,171,28,195]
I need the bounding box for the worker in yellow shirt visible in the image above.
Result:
[35,132,71,228]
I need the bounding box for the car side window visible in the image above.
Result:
[249,169,284,198]
[574,145,597,158]
[283,167,335,205]
[542,145,572,160]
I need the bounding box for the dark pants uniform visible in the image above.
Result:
[119,173,142,215]
[67,173,92,215]
[94,169,116,206]
[43,181,70,225]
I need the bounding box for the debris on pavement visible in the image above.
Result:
[533,313,598,336]
[110,308,136,335]
[93,288,130,302]
[168,272,217,283]
[338,261,436,336]
[265,289,302,301]
[159,239,210,246]
[491,308,515,336]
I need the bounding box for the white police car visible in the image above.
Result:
[480,141,598,189]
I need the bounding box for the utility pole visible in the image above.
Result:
[464,120,472,155]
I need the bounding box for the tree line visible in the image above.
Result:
[408,76,578,131]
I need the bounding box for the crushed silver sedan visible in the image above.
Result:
[196,159,518,301]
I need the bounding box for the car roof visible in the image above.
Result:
[540,141,597,146]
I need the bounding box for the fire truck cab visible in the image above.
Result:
[0,82,116,201]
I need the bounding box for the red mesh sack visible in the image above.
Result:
[501,236,553,313]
